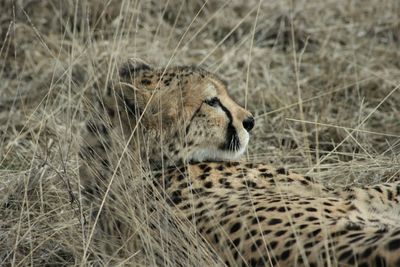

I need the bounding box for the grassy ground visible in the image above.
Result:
[1,0,399,266]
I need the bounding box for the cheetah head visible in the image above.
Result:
[103,60,254,168]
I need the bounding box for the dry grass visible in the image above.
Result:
[1,0,399,266]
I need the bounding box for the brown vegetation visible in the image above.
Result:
[0,0,399,265]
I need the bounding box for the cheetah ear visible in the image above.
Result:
[103,81,154,127]
[119,58,152,81]
[109,83,175,131]
[112,60,176,130]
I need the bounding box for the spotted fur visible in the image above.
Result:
[80,61,400,266]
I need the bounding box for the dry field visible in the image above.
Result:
[1,0,399,266]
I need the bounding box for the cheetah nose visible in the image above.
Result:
[242,116,255,132]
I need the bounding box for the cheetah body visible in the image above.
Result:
[156,161,400,266]
[80,62,400,266]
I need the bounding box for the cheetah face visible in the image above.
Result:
[107,60,254,167]
[185,78,254,162]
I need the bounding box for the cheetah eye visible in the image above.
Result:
[205,97,220,107]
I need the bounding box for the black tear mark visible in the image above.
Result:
[217,100,240,151]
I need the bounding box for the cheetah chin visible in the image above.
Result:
[188,132,249,162]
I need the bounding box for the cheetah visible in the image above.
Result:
[80,60,400,266]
